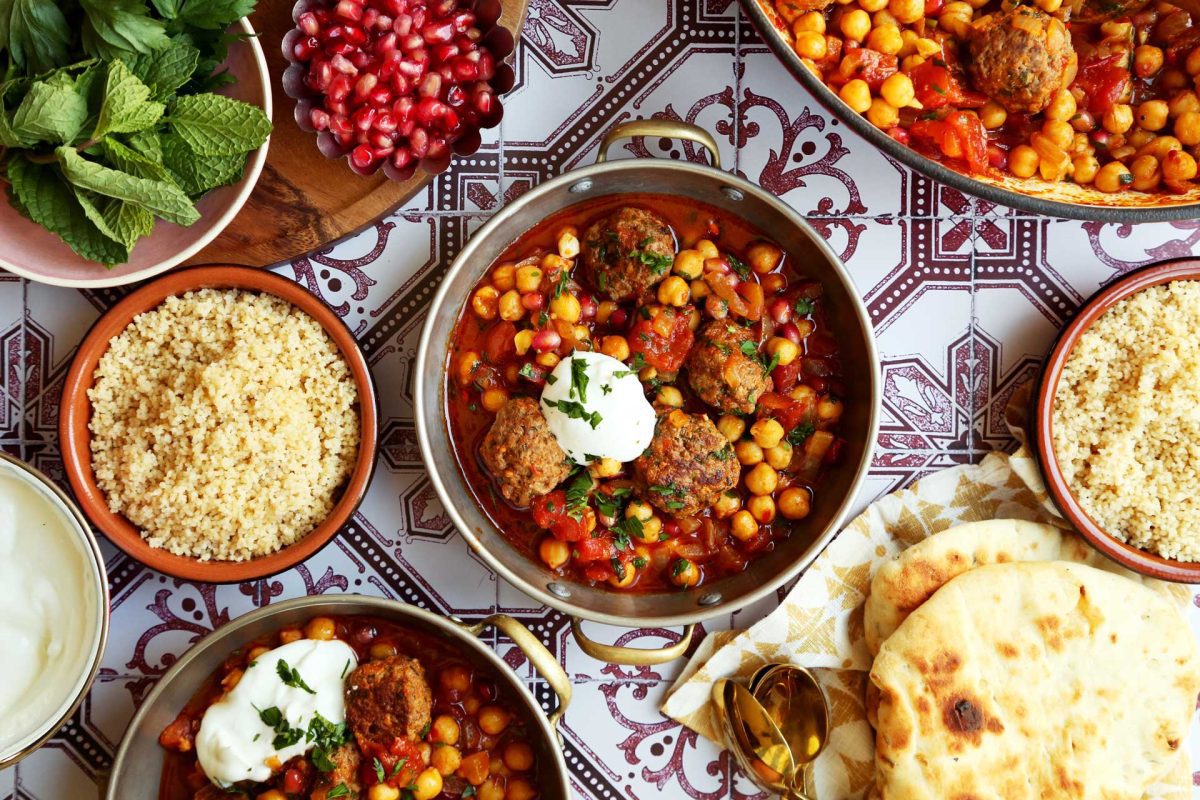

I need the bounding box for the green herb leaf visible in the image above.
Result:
[727,254,751,279]
[5,0,72,74]
[613,352,646,378]
[94,59,165,138]
[256,705,282,728]
[518,362,539,381]
[167,91,271,155]
[127,39,200,100]
[569,355,589,402]
[628,247,673,275]
[564,469,594,519]
[12,78,88,144]
[787,422,815,447]
[72,187,155,250]
[610,557,627,581]
[374,757,387,783]
[176,0,257,29]
[672,558,692,579]
[80,0,170,61]
[96,137,175,183]
[161,131,245,194]
[275,658,316,694]
[389,757,408,779]
[5,155,128,264]
[57,145,200,226]
[543,398,602,429]
[463,787,477,798]
[794,298,814,315]
[327,784,351,799]
[632,556,648,569]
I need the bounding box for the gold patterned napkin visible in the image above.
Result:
[660,386,1194,799]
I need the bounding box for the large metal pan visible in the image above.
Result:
[415,119,880,664]
[106,595,572,799]
[741,0,1200,222]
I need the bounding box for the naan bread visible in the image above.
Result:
[863,519,1165,656]
[868,562,1200,800]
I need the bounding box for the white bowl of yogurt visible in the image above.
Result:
[0,452,108,768]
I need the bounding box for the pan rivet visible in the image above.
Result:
[569,179,594,194]
[547,582,572,599]
[698,591,722,606]
[720,187,744,201]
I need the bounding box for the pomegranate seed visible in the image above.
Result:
[531,330,561,353]
[393,97,414,118]
[370,131,395,148]
[326,99,348,116]
[390,74,411,94]
[451,11,475,32]
[373,145,395,158]
[411,7,427,28]
[393,13,413,35]
[440,108,460,132]
[375,112,398,132]
[298,11,320,36]
[433,43,460,63]
[409,126,429,157]
[329,114,353,135]
[400,33,424,51]
[378,0,407,14]
[350,144,375,169]
[343,26,368,46]
[397,118,415,136]
[418,73,442,98]
[335,130,354,147]
[306,59,333,90]
[476,51,495,81]
[310,107,331,130]
[362,8,379,28]
[473,89,493,116]
[378,31,398,54]
[322,24,345,43]
[460,28,482,43]
[325,40,354,56]
[705,256,731,275]
[579,295,598,319]
[398,58,426,80]
[777,322,802,344]
[354,129,370,144]
[354,73,378,99]
[392,149,413,170]
[376,15,393,32]
[431,0,456,17]
[336,1,363,22]
[329,73,353,102]
[348,51,370,70]
[415,97,447,125]
[451,57,477,82]
[521,292,545,312]
[767,298,793,326]
[369,87,392,107]
[446,85,465,106]
[352,106,376,131]
[609,309,628,328]
[331,54,357,75]
[423,21,454,43]
[293,35,320,61]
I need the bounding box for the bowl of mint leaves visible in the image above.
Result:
[0,1,273,287]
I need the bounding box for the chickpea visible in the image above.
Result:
[793,30,827,59]
[502,742,535,772]
[491,264,516,291]
[746,241,784,275]
[464,696,482,715]
[673,249,705,280]
[598,335,630,361]
[472,286,500,319]
[731,510,760,541]
[1094,161,1133,192]
[1164,148,1198,181]
[1138,99,1170,132]
[888,0,923,23]
[303,616,336,641]
[690,279,710,299]
[1037,120,1072,152]
[713,491,741,518]
[427,714,461,745]
[368,787,400,800]
[588,457,622,479]
[479,706,511,736]
[247,645,271,661]
[498,290,523,322]
[609,559,637,588]
[866,98,900,129]
[596,300,618,324]
[938,2,973,37]
[839,8,871,39]
[1130,154,1162,191]
[535,352,560,369]
[1072,154,1100,185]
[279,627,302,645]
[671,558,700,587]
[1103,104,1134,135]
[481,388,508,414]
[1175,110,1200,146]
[411,767,444,800]
[745,463,780,496]
[369,641,398,659]
[795,10,827,33]
[639,515,663,541]
[639,365,657,381]
[1162,68,1189,91]
[1099,19,1131,37]
[539,537,570,570]
[432,745,463,776]
[817,396,844,421]
[655,385,683,408]
[750,418,786,449]
[873,8,900,26]
[1127,128,1155,149]
[979,101,1007,130]
[735,439,764,466]
[694,239,719,259]
[626,500,654,521]
[1169,91,1200,118]
[838,78,872,113]
[1138,135,1181,160]
[477,780,506,800]
[778,487,813,520]
[1035,0,1063,13]
[1134,44,1165,78]
[762,441,792,471]
[878,73,915,109]
[716,414,746,442]
[550,292,582,323]
[556,226,580,259]
[657,276,691,307]
[766,336,800,367]
[790,384,817,404]
[747,495,777,525]
[1070,111,1096,133]
[514,265,542,293]
[457,351,482,384]
[506,778,538,800]
[220,668,243,692]
[1008,145,1039,179]
[866,24,902,55]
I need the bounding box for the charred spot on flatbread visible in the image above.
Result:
[944,696,983,737]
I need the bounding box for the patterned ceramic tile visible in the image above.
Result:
[6,1,1200,799]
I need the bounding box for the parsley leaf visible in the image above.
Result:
[543,398,602,429]
[564,469,594,520]
[327,784,350,799]
[628,247,674,275]
[787,422,816,446]
[276,659,315,694]
[728,254,751,279]
[570,355,589,402]
[374,757,387,783]
[794,298,814,315]
[613,352,647,378]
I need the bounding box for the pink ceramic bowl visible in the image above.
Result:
[0,19,272,289]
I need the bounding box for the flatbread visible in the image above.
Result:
[868,561,1200,800]
[863,519,1173,656]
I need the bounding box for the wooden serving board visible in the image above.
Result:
[185,0,528,268]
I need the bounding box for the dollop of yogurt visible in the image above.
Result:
[196,638,358,786]
[540,350,656,464]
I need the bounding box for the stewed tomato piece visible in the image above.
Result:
[531,490,589,541]
[481,320,517,365]
[628,307,694,372]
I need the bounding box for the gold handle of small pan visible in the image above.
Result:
[570,618,696,666]
[595,118,722,169]
[461,614,572,731]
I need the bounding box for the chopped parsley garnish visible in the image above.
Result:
[546,373,558,384]
[519,362,539,381]
[255,705,304,750]
[794,298,814,315]
[552,270,571,299]
[612,528,631,551]
[787,422,816,446]
[538,311,550,326]
[1119,171,1134,185]
[390,758,408,779]
[544,399,602,429]
[584,453,601,462]
[728,254,751,279]
[307,712,350,772]
[564,470,594,519]
[570,356,590,402]
[612,514,644,542]
[601,383,613,395]
[327,785,350,799]
[374,757,387,783]
[666,500,686,510]
[672,558,693,578]
[739,340,758,359]
[276,659,315,694]
[611,557,628,581]
[628,247,674,275]
[463,787,478,798]
[632,556,648,569]
[597,272,608,292]
[613,352,647,378]
[419,721,432,738]
[740,339,778,374]
[341,659,351,679]
[595,486,631,519]
[649,483,685,497]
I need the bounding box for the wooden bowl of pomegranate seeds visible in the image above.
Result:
[281,0,517,180]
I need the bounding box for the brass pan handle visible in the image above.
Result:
[462,614,572,730]
[595,119,721,169]
[570,618,696,666]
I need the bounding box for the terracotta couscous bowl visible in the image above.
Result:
[1035,258,1200,583]
[59,266,379,582]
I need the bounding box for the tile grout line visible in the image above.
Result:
[732,2,742,177]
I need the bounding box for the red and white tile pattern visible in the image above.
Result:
[5,0,1200,797]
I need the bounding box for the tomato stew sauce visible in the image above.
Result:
[446,194,846,593]
[158,615,543,800]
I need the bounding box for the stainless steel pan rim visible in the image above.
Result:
[415,120,880,644]
[105,594,571,800]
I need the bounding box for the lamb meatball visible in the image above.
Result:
[581,207,675,302]
[633,410,739,517]
[345,655,432,748]
[687,321,771,415]
[310,744,362,799]
[480,396,571,508]
[968,7,1077,114]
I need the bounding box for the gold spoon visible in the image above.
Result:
[713,678,807,799]
[752,664,831,797]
